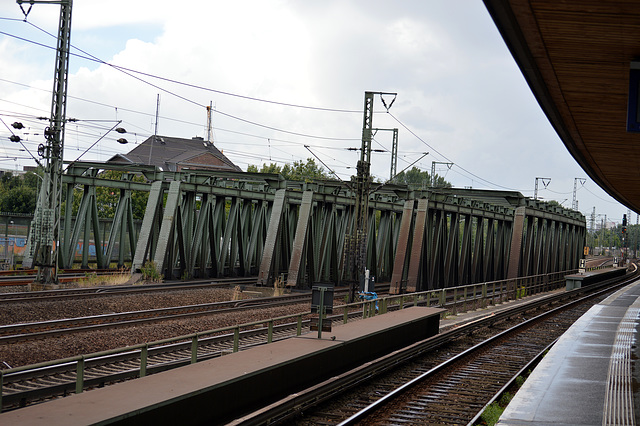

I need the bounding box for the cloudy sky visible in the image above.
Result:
[0,0,630,226]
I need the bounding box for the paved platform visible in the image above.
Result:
[565,266,626,290]
[0,306,443,425]
[497,279,640,426]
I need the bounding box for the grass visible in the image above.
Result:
[140,261,162,282]
[76,270,131,287]
[477,372,531,426]
[272,276,286,297]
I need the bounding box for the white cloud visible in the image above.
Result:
[0,0,630,221]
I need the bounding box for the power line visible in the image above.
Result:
[2,20,362,114]
[387,111,521,191]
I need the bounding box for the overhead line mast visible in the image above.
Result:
[18,0,73,285]
[345,91,396,302]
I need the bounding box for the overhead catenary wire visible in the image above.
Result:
[386,111,521,191]
[1,19,363,114]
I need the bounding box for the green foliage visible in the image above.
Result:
[499,392,513,406]
[248,158,331,181]
[0,171,39,214]
[479,402,503,426]
[588,222,640,254]
[0,185,37,213]
[394,166,451,188]
[247,163,282,174]
[65,170,149,220]
[141,261,162,282]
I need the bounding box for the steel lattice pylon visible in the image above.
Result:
[19,0,73,285]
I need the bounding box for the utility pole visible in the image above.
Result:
[206,101,214,145]
[533,177,551,200]
[368,128,399,182]
[572,178,585,210]
[19,0,72,285]
[149,94,160,165]
[389,128,398,181]
[345,91,396,302]
[431,162,453,188]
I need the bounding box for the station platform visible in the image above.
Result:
[497,279,640,426]
[565,266,626,290]
[0,306,443,425]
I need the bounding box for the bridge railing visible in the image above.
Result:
[0,268,589,409]
[346,268,579,320]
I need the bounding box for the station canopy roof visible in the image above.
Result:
[483,0,640,213]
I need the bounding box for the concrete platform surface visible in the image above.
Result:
[497,280,640,426]
[0,306,443,425]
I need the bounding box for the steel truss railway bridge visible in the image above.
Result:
[15,161,585,293]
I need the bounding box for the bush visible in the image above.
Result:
[141,261,162,282]
[480,402,503,426]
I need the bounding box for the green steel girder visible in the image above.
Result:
[35,162,587,290]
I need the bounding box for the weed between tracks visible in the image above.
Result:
[477,374,528,425]
[67,270,131,288]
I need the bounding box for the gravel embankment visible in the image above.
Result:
[0,287,309,368]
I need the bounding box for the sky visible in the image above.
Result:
[0,0,632,227]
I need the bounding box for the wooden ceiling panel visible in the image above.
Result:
[484,0,640,212]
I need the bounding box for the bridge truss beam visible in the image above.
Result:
[32,162,586,290]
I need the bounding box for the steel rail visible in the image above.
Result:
[0,309,367,411]
[0,293,316,343]
[337,269,639,425]
[236,265,638,425]
[0,277,259,303]
[0,266,625,414]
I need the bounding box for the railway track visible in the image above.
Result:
[250,267,638,425]
[336,295,596,425]
[0,261,623,417]
[0,269,126,286]
[0,291,327,343]
[0,307,364,411]
[0,277,259,303]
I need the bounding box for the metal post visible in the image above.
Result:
[18,0,72,284]
[76,356,84,394]
[317,287,325,339]
[140,344,148,377]
[431,162,454,188]
[346,91,396,302]
[191,335,198,364]
[233,327,239,352]
[390,128,398,181]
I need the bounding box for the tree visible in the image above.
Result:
[248,158,331,181]
[0,171,39,214]
[0,186,36,213]
[394,167,451,188]
[65,170,149,220]
[247,163,282,174]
